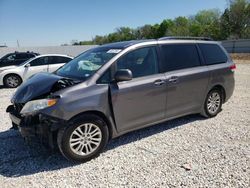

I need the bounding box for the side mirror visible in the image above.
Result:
[25,63,30,68]
[114,69,133,82]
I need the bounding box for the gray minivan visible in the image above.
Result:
[7,37,235,162]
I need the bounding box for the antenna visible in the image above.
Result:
[17,40,20,48]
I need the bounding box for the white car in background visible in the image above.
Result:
[0,54,73,88]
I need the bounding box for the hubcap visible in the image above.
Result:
[69,123,102,156]
[207,92,221,114]
[6,76,19,87]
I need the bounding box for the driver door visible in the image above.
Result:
[23,56,49,80]
[110,46,167,133]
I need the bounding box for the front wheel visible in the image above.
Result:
[57,114,109,163]
[203,89,223,117]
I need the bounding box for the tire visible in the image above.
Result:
[4,74,22,88]
[57,114,109,163]
[11,122,18,130]
[203,89,223,117]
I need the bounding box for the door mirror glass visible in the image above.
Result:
[115,69,132,82]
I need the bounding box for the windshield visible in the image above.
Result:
[0,54,11,60]
[56,47,122,80]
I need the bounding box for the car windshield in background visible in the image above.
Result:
[0,54,11,61]
[56,47,122,80]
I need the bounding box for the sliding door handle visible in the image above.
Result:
[168,76,179,83]
[154,79,166,86]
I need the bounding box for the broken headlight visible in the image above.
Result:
[20,99,57,115]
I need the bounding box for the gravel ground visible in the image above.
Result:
[0,63,249,188]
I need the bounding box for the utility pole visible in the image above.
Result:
[17,40,20,48]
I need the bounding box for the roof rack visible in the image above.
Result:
[158,36,213,41]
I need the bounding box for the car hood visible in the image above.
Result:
[0,65,17,71]
[11,72,72,103]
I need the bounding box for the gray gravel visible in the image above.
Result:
[0,63,249,188]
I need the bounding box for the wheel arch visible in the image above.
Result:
[68,110,114,140]
[3,73,23,84]
[200,84,225,117]
[209,84,226,103]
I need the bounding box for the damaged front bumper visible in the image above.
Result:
[6,104,67,148]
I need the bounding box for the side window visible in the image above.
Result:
[30,57,49,66]
[16,53,28,59]
[49,56,72,64]
[116,46,159,78]
[26,53,36,58]
[198,44,228,65]
[161,44,201,72]
[97,69,112,84]
[62,57,72,63]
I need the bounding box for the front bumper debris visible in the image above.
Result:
[6,104,67,149]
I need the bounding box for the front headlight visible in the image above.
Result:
[20,98,57,115]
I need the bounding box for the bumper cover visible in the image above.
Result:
[7,105,67,148]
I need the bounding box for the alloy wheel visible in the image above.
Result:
[69,123,102,156]
[207,91,221,114]
[6,76,20,87]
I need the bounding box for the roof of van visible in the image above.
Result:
[100,40,155,49]
[100,37,217,49]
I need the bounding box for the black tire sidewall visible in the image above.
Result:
[4,74,22,88]
[204,89,222,117]
[58,114,109,163]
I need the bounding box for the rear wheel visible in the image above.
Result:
[57,114,109,163]
[4,74,22,88]
[203,89,222,117]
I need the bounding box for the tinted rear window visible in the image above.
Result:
[161,44,201,72]
[15,53,27,59]
[198,44,228,65]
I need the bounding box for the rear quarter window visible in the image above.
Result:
[198,43,228,65]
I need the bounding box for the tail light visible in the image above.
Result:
[229,64,236,71]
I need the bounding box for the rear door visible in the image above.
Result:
[110,46,167,133]
[48,56,72,72]
[23,56,49,79]
[160,43,209,118]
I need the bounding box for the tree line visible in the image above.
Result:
[74,0,250,45]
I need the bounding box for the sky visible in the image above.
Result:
[0,0,228,47]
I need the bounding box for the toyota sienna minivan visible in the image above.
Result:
[7,37,235,162]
